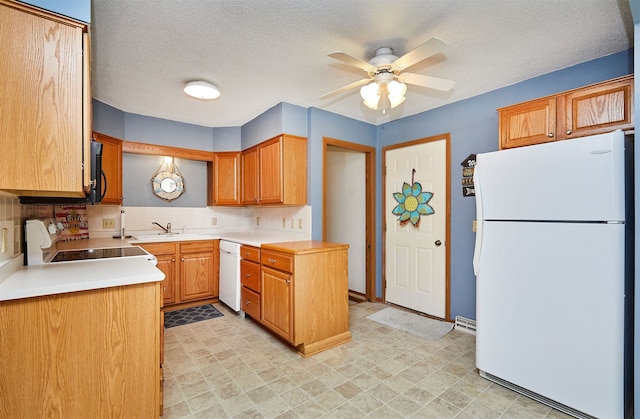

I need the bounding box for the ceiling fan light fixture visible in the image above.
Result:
[360,82,380,110]
[387,80,407,108]
[184,80,220,100]
[360,81,406,112]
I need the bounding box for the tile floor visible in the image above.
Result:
[161,302,572,418]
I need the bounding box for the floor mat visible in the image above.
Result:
[164,304,224,328]
[366,307,453,340]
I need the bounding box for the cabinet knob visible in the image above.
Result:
[566,129,572,135]
[245,301,250,305]
[547,133,554,138]
[246,273,251,278]
[285,279,291,284]
[171,258,175,262]
[181,257,185,261]
[269,258,276,264]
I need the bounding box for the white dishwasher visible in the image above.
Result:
[219,240,241,311]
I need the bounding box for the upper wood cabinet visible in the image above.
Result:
[0,1,91,197]
[208,152,241,206]
[93,132,123,205]
[242,146,259,205]
[498,75,634,149]
[242,134,307,205]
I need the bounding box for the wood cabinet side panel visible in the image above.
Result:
[282,135,308,205]
[93,132,123,204]
[0,4,84,194]
[241,146,259,204]
[293,249,349,346]
[0,283,160,418]
[258,137,284,204]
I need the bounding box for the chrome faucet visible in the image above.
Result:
[152,222,171,234]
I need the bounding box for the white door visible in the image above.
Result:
[385,139,447,318]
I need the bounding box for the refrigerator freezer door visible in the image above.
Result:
[475,221,625,418]
[474,131,626,222]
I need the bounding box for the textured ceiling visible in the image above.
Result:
[91,0,633,128]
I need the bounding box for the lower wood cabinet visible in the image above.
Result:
[0,282,162,417]
[243,241,351,357]
[140,239,219,310]
[240,245,261,319]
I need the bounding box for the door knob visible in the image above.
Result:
[435,240,442,246]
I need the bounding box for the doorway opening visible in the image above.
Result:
[323,138,376,303]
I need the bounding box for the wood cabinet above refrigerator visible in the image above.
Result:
[498,75,633,149]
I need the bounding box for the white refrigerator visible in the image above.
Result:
[472,130,632,418]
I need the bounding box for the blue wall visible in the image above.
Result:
[376,49,633,320]
[92,49,633,318]
[20,0,91,22]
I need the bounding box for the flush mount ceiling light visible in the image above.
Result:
[184,80,220,100]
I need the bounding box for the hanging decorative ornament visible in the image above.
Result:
[151,157,185,201]
[392,168,434,227]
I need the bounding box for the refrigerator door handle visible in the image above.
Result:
[472,165,483,276]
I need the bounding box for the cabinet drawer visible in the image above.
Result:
[139,242,176,256]
[240,245,260,263]
[180,241,214,253]
[261,250,293,273]
[240,260,260,292]
[241,287,260,320]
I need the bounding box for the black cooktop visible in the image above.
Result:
[51,247,148,262]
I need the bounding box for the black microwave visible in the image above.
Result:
[19,140,106,205]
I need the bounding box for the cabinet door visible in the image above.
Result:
[93,132,123,205]
[0,2,87,195]
[179,252,215,302]
[498,98,556,149]
[210,152,241,206]
[258,137,284,204]
[559,76,634,140]
[156,254,177,305]
[261,266,293,342]
[242,146,259,205]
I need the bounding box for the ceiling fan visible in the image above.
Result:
[320,38,456,114]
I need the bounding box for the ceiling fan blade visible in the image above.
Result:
[319,78,372,99]
[328,52,377,73]
[392,38,447,71]
[398,72,456,92]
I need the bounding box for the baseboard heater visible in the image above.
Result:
[454,316,476,335]
[479,370,595,419]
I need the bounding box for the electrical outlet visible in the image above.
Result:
[256,216,260,226]
[282,218,286,228]
[102,218,115,229]
[211,217,217,226]
[472,220,477,232]
[290,218,294,229]
[298,218,303,229]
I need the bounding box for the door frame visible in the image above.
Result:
[323,137,376,303]
[382,133,452,320]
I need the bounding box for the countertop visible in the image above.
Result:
[0,257,164,302]
[262,240,349,254]
[0,230,328,302]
